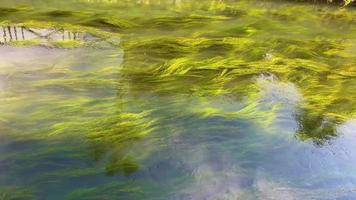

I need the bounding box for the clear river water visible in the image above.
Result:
[0,0,356,199]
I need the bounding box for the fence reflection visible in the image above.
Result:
[0,26,87,45]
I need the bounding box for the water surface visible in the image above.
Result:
[1,0,356,199]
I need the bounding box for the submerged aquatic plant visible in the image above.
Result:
[1,0,356,199]
[0,187,35,200]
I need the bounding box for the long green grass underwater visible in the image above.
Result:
[0,0,356,199]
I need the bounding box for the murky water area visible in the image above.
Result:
[0,0,356,199]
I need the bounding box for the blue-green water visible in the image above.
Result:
[1,0,356,199]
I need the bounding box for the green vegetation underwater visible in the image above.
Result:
[0,0,356,199]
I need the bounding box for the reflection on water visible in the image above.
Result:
[0,26,98,47]
[0,0,356,199]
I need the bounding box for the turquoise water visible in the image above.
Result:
[1,0,356,199]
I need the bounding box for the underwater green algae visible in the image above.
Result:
[1,0,356,199]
